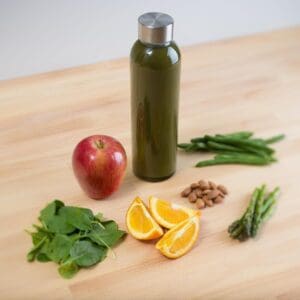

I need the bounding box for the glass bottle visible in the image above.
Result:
[130,12,181,182]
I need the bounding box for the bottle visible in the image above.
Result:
[130,12,181,182]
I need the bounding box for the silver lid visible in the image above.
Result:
[138,12,174,45]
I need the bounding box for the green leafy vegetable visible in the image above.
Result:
[70,240,107,267]
[58,260,79,279]
[59,206,94,231]
[36,253,51,262]
[27,236,48,262]
[88,221,126,248]
[46,234,74,263]
[178,132,284,167]
[228,185,280,241]
[26,200,126,279]
[39,200,75,234]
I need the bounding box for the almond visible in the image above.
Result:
[195,189,203,198]
[209,181,217,189]
[196,198,205,209]
[217,184,228,195]
[204,198,214,207]
[214,196,224,204]
[181,187,192,197]
[202,189,211,195]
[199,180,209,190]
[190,183,200,189]
[207,189,219,200]
[188,192,197,203]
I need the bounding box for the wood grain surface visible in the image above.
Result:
[0,27,300,300]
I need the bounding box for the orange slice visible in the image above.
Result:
[126,197,164,240]
[155,213,201,258]
[149,196,200,229]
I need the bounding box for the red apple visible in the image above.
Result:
[72,135,127,200]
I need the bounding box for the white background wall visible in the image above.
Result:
[1,0,300,80]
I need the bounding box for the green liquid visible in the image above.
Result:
[130,40,181,181]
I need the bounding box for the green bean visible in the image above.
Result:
[206,141,244,152]
[235,144,270,158]
[185,143,201,152]
[204,135,275,154]
[195,154,273,167]
[264,134,285,144]
[250,138,267,145]
[180,132,284,168]
[191,131,253,143]
[178,142,208,152]
[191,138,207,143]
[216,131,253,139]
[177,143,191,149]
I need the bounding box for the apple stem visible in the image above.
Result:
[94,140,105,149]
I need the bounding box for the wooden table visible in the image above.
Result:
[1,27,300,300]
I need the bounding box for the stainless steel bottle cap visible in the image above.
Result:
[138,12,174,45]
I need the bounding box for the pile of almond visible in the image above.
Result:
[181,180,228,209]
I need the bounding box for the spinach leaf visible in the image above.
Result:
[26,224,54,245]
[45,215,76,234]
[36,253,51,262]
[94,212,105,222]
[39,200,76,234]
[39,200,64,223]
[46,234,73,263]
[88,221,126,248]
[35,238,51,262]
[102,220,126,246]
[27,236,48,262]
[26,199,126,278]
[59,206,93,231]
[58,260,79,279]
[70,240,107,267]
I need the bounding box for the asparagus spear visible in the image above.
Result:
[228,216,249,241]
[261,199,277,221]
[230,223,245,239]
[251,188,279,237]
[251,185,267,237]
[261,187,280,215]
[241,188,260,237]
[228,185,280,241]
[228,220,241,234]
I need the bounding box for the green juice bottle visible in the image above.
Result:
[130,12,181,182]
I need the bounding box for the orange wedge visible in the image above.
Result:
[155,213,201,258]
[149,196,200,229]
[126,197,164,240]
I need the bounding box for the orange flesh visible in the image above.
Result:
[170,223,196,253]
[156,221,187,248]
[156,200,190,224]
[128,205,154,233]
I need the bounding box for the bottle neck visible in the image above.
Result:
[138,39,172,48]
